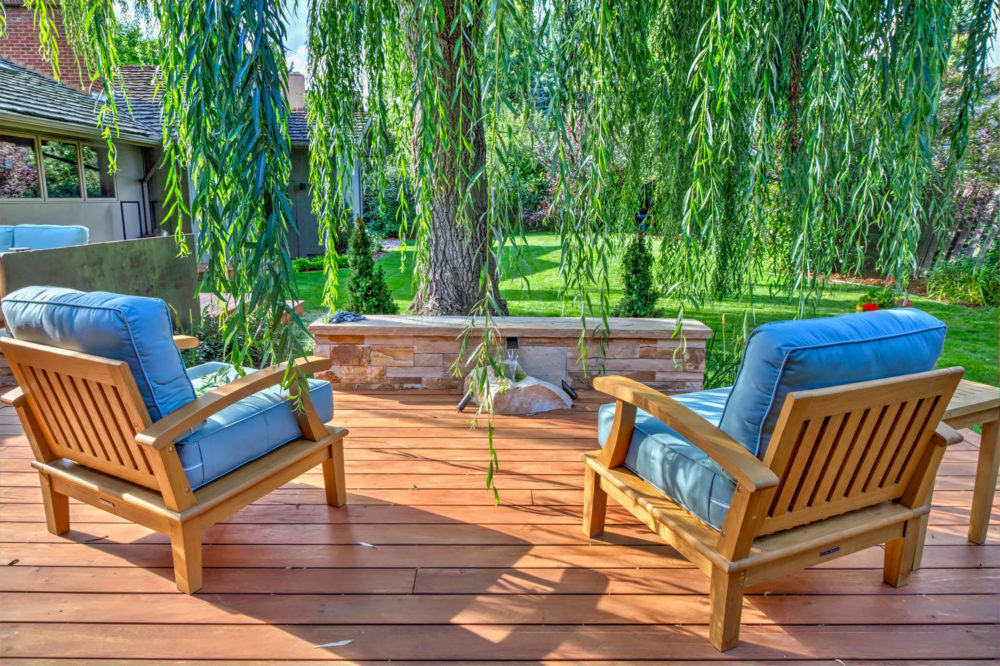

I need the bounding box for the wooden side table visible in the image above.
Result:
[914,378,1000,568]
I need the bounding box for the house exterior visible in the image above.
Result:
[0,58,171,243]
[0,1,362,257]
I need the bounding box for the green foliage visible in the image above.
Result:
[180,314,272,369]
[362,166,413,239]
[108,20,158,66]
[346,217,398,315]
[927,249,1000,307]
[154,0,303,371]
[612,232,659,318]
[293,256,324,273]
[704,313,750,390]
[855,287,906,312]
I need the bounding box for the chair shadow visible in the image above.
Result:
[39,480,844,661]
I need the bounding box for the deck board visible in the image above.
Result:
[1,390,998,663]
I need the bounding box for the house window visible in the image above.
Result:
[82,144,116,198]
[41,139,82,199]
[0,134,41,199]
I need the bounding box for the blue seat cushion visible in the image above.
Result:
[2,286,196,421]
[598,387,735,530]
[11,224,89,250]
[0,226,14,251]
[177,362,334,489]
[719,308,947,458]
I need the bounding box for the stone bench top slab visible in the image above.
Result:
[310,315,712,339]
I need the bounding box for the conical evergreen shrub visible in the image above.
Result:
[612,231,660,317]
[346,216,398,314]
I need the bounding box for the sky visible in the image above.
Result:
[284,1,308,75]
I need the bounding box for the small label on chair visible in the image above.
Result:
[820,546,840,557]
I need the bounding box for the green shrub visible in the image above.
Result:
[346,216,398,314]
[854,286,904,312]
[927,248,999,307]
[293,256,324,272]
[612,231,660,317]
[180,313,272,368]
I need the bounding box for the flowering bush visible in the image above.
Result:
[855,286,910,312]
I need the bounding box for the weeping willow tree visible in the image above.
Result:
[18,0,998,491]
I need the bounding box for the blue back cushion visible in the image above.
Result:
[719,308,947,458]
[2,286,196,421]
[0,227,14,251]
[12,224,89,250]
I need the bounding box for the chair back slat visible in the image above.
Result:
[758,368,961,536]
[2,338,159,490]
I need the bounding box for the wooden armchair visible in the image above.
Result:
[1,334,347,594]
[583,368,963,651]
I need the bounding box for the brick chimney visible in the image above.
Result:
[0,0,87,91]
[286,70,306,111]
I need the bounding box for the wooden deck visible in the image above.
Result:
[0,389,997,664]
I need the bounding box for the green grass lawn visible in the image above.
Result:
[295,232,998,386]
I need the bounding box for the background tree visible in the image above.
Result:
[612,231,659,318]
[108,19,158,66]
[346,216,399,315]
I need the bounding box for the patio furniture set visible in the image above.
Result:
[0,285,995,652]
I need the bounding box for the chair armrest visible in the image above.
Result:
[931,421,964,447]
[135,356,332,450]
[1,386,24,407]
[593,375,779,492]
[173,335,200,350]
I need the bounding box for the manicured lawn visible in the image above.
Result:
[295,232,998,386]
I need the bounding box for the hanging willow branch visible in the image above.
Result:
[28,0,999,498]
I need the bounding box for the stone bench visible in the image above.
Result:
[308,315,712,393]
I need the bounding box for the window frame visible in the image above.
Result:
[0,131,118,203]
[0,130,45,202]
[81,142,118,200]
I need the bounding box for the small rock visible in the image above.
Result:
[476,375,573,415]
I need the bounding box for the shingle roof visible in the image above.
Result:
[0,58,158,143]
[0,57,368,148]
[288,110,369,146]
[289,109,309,145]
[119,65,162,103]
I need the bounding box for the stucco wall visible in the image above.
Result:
[0,235,199,327]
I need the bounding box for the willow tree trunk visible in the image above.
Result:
[401,1,507,316]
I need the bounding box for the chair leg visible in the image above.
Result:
[912,489,932,571]
[968,418,999,545]
[884,517,921,588]
[322,440,347,507]
[582,466,608,538]
[39,473,69,535]
[169,521,203,594]
[709,567,745,652]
